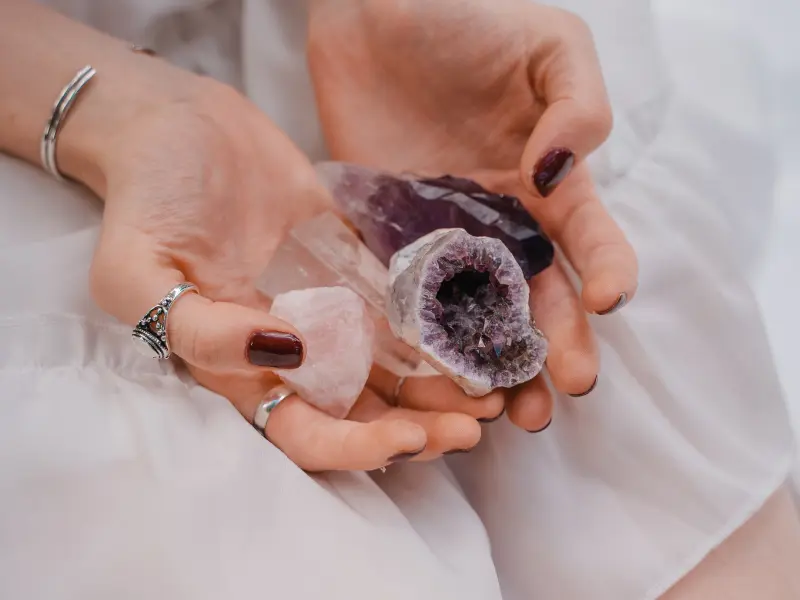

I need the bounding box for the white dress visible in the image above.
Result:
[0,1,796,599]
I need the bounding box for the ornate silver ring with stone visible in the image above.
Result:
[131,282,199,359]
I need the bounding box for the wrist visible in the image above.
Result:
[57,50,212,196]
[0,3,216,197]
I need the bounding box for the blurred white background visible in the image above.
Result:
[656,0,800,481]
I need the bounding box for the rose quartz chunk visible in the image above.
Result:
[270,287,374,419]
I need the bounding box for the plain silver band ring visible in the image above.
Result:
[130,282,199,360]
[41,65,96,181]
[254,385,295,436]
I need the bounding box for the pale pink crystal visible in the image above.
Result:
[258,211,425,377]
[270,287,374,419]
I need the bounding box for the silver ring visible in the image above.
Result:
[392,376,407,406]
[41,65,97,181]
[131,282,199,359]
[253,385,295,435]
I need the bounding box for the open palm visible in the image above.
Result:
[308,0,638,430]
[89,76,481,470]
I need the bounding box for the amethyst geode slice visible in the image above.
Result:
[388,229,548,397]
[315,162,555,280]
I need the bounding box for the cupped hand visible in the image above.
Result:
[82,60,480,471]
[308,0,638,431]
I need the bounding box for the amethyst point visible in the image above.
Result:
[316,162,555,279]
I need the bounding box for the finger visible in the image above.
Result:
[552,165,638,312]
[521,10,613,198]
[203,370,430,472]
[267,390,429,471]
[91,229,305,373]
[506,375,554,433]
[530,261,598,395]
[520,163,637,312]
[349,390,482,458]
[368,366,506,423]
[485,167,637,313]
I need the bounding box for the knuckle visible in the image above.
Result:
[591,103,615,139]
[174,317,218,367]
[575,101,614,143]
[188,328,219,368]
[554,9,593,39]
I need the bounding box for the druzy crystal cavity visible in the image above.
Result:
[316,162,555,279]
[388,229,548,397]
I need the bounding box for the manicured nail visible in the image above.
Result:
[247,331,304,369]
[527,418,552,434]
[444,448,473,455]
[532,148,575,197]
[569,375,598,398]
[388,446,426,463]
[478,407,506,423]
[596,293,628,316]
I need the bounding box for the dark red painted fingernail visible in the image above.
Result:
[478,407,506,423]
[443,448,474,455]
[596,293,628,316]
[527,418,553,434]
[247,331,304,369]
[569,375,598,398]
[388,446,426,463]
[532,148,575,197]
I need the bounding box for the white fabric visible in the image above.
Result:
[2,1,796,599]
[450,14,798,597]
[678,0,800,491]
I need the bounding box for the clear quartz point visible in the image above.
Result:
[258,211,427,378]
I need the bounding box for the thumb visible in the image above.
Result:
[520,10,613,198]
[167,296,305,372]
[91,234,305,373]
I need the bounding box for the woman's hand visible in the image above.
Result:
[308,0,638,432]
[65,58,481,470]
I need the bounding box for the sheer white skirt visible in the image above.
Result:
[0,0,796,599]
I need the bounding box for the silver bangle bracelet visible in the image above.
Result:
[40,65,97,181]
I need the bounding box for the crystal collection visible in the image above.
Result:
[258,162,554,407]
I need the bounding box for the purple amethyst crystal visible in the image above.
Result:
[388,229,547,397]
[315,162,555,279]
